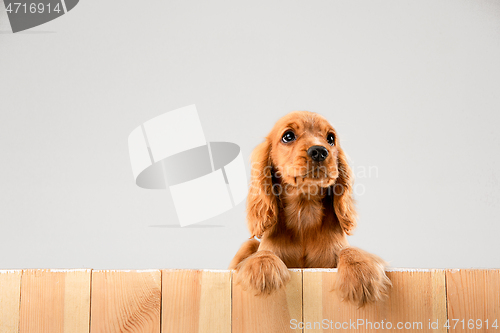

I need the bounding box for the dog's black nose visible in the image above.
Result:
[307,145,329,162]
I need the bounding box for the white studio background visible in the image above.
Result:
[0,0,499,269]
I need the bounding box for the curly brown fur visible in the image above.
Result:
[234,250,291,296]
[335,247,392,307]
[228,239,260,270]
[231,111,391,307]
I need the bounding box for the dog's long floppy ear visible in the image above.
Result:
[332,145,357,235]
[246,138,278,239]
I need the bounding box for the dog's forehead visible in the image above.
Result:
[277,111,333,133]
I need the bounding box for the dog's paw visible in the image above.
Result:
[234,250,290,295]
[335,247,391,307]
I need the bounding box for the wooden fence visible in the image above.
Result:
[0,269,498,332]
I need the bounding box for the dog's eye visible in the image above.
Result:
[327,133,335,146]
[282,131,296,143]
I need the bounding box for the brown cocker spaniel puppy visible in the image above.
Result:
[229,111,391,307]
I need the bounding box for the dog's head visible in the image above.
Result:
[269,111,339,189]
[247,111,356,238]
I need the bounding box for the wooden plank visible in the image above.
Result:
[19,269,91,333]
[303,269,447,333]
[90,269,161,333]
[446,269,500,332]
[232,269,302,333]
[0,270,22,333]
[162,269,231,333]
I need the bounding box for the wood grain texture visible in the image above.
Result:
[90,270,161,333]
[0,270,22,333]
[2,268,498,333]
[19,269,91,333]
[303,269,447,333]
[162,269,231,333]
[446,269,500,333]
[232,269,302,333]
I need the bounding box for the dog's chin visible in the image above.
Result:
[284,174,336,189]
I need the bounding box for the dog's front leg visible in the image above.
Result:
[335,247,392,307]
[233,250,290,296]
